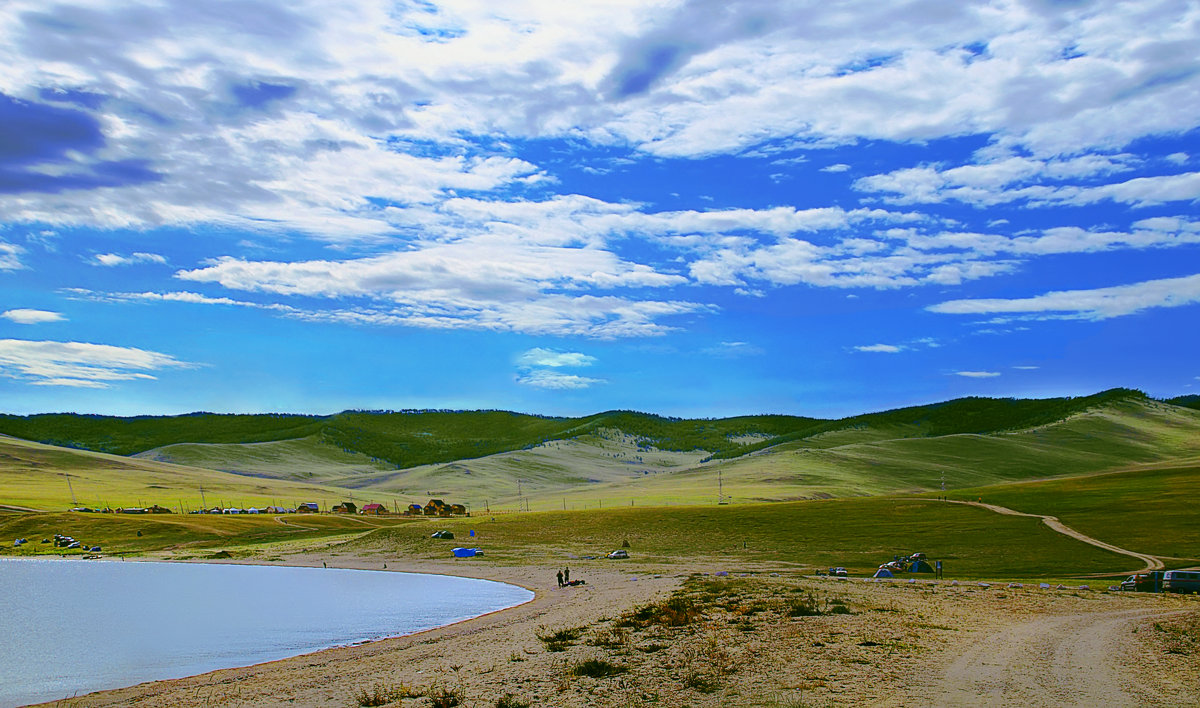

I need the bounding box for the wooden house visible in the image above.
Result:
[360,503,388,515]
[297,502,320,513]
[423,499,448,516]
[332,501,357,514]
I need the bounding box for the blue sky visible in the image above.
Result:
[1,0,1198,418]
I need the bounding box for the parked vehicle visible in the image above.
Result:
[1120,571,1165,592]
[607,549,629,559]
[1163,569,1200,594]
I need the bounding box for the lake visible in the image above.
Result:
[0,558,532,707]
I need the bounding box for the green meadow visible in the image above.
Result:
[341,497,1137,577]
[0,510,409,557]
[950,459,1200,561]
[0,497,1135,579]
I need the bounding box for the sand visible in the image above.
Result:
[31,548,1200,708]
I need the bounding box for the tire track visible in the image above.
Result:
[934,607,1188,706]
[947,500,1164,572]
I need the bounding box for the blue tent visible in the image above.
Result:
[873,568,895,578]
[452,547,480,558]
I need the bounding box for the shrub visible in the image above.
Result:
[495,695,530,708]
[351,681,420,706]
[536,625,586,652]
[428,684,464,708]
[787,592,824,617]
[618,597,704,628]
[571,659,628,678]
[589,626,631,648]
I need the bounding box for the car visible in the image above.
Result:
[831,567,848,577]
[607,550,629,559]
[1120,571,1165,592]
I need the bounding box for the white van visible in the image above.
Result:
[1163,569,1200,593]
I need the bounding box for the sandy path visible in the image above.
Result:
[949,500,1164,571]
[934,606,1188,706]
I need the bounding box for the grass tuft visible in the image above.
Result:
[350,681,420,706]
[571,659,628,678]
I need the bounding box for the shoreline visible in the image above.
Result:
[16,550,1200,707]
[25,551,683,707]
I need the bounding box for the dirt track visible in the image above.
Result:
[950,500,1164,571]
[934,606,1190,706]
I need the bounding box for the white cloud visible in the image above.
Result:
[0,0,1195,241]
[1,309,65,325]
[517,348,596,368]
[171,235,708,337]
[515,369,604,390]
[854,343,903,353]
[929,273,1200,321]
[0,242,24,270]
[894,218,1200,258]
[854,153,1151,207]
[0,0,1196,346]
[1012,365,1039,370]
[0,339,190,388]
[94,252,168,267]
[73,287,707,339]
[703,341,763,357]
[955,370,1000,378]
[596,1,1200,158]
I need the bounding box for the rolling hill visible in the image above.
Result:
[0,434,361,512]
[3,388,1198,515]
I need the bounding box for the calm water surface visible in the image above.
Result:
[0,558,531,707]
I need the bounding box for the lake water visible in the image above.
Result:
[0,558,532,707]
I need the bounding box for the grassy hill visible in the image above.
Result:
[949,458,1200,562]
[693,396,1200,501]
[0,409,817,469]
[1167,394,1200,411]
[0,388,1162,471]
[4,389,1199,516]
[0,434,361,512]
[0,412,324,456]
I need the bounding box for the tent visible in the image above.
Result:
[431,530,455,539]
[873,568,895,578]
[452,547,481,558]
[909,560,935,573]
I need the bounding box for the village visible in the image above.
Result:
[64,498,470,517]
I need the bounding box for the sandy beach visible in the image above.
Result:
[33,549,1199,708]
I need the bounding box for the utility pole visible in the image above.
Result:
[63,472,77,507]
[199,486,207,510]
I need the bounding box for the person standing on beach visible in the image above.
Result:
[556,569,563,587]
[564,566,570,584]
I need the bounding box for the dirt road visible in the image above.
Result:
[949,500,1164,571]
[933,606,1190,706]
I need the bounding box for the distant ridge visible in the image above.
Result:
[0,387,1167,470]
[1167,394,1200,411]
